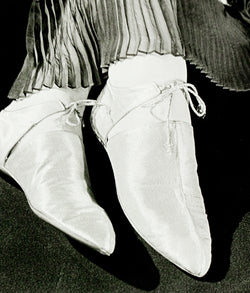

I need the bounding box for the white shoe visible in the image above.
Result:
[0,89,115,255]
[91,81,211,275]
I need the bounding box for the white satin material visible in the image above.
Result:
[91,54,211,276]
[108,53,187,87]
[0,88,115,255]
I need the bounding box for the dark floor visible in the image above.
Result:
[1,2,250,292]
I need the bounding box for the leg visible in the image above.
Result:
[91,53,211,276]
[0,86,115,255]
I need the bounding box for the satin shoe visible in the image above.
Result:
[91,81,211,276]
[0,88,115,255]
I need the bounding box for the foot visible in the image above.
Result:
[0,88,116,255]
[91,80,211,275]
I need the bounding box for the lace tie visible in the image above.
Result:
[98,81,206,147]
[64,99,100,126]
[158,82,206,118]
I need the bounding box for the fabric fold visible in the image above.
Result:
[10,0,249,98]
[177,0,250,92]
[8,0,182,99]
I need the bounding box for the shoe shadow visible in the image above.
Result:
[197,130,249,282]
[0,171,21,191]
[68,104,160,291]
[197,136,249,282]
[68,223,160,291]
[188,63,250,282]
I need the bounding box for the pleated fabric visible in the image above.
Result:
[177,0,250,92]
[8,0,183,99]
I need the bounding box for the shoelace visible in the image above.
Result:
[64,99,100,126]
[147,82,206,151]
[94,81,206,146]
[158,81,206,118]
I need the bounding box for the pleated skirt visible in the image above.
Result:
[8,0,184,99]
